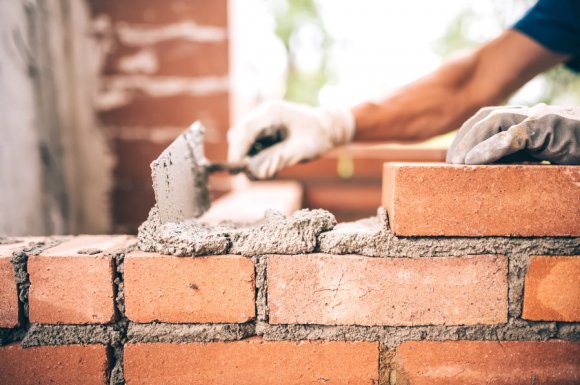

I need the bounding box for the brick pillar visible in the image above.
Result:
[87,0,230,232]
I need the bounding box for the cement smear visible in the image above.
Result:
[128,322,256,343]
[319,208,580,257]
[137,206,336,256]
[228,209,335,255]
[137,206,231,256]
[257,319,559,348]
[151,122,211,222]
[22,324,121,347]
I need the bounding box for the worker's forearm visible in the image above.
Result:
[352,30,568,142]
[352,60,479,142]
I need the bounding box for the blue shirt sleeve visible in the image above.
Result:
[513,0,580,72]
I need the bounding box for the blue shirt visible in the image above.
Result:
[513,0,580,72]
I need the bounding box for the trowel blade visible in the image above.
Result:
[151,121,211,223]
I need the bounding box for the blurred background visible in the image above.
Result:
[1,0,578,235]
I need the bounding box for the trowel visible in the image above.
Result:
[151,121,285,223]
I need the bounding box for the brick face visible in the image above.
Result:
[124,339,378,385]
[303,183,381,222]
[0,344,109,385]
[98,92,229,128]
[89,0,228,26]
[0,256,18,328]
[382,163,580,236]
[28,235,134,324]
[104,40,229,77]
[279,146,447,181]
[112,182,156,233]
[0,237,46,328]
[393,341,580,385]
[124,252,255,323]
[523,256,580,322]
[268,254,507,326]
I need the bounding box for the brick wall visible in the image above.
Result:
[87,0,230,233]
[1,163,578,384]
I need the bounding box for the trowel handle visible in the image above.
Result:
[207,127,286,176]
[206,162,247,174]
[247,126,287,156]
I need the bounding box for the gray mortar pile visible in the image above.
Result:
[1,208,579,384]
[137,205,336,256]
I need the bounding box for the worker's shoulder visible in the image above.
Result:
[513,0,580,72]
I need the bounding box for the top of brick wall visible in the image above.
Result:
[38,235,134,257]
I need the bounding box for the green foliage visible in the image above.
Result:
[272,0,579,106]
[540,66,580,105]
[434,1,580,105]
[271,0,331,105]
[432,8,478,58]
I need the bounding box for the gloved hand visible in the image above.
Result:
[446,103,580,165]
[227,100,356,179]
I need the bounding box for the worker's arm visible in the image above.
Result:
[227,30,569,179]
[352,30,569,142]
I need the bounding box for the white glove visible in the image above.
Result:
[227,101,356,179]
[447,103,580,165]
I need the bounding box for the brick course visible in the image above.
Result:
[382,163,580,236]
[89,0,228,26]
[124,252,255,323]
[103,40,229,77]
[0,344,109,385]
[124,339,378,385]
[0,231,578,383]
[268,254,507,326]
[523,256,580,322]
[98,92,229,128]
[393,340,580,385]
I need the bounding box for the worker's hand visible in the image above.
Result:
[446,104,580,165]
[227,100,356,179]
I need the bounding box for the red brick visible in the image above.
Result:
[124,339,378,385]
[0,258,17,330]
[383,163,580,236]
[113,136,169,181]
[89,0,228,26]
[268,254,507,326]
[125,252,255,323]
[0,257,18,328]
[301,182,381,222]
[0,238,45,328]
[393,340,580,385]
[523,256,580,322]
[104,40,228,77]
[98,92,229,128]
[28,235,134,324]
[304,183,381,214]
[112,182,156,233]
[0,344,108,385]
[279,145,446,181]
